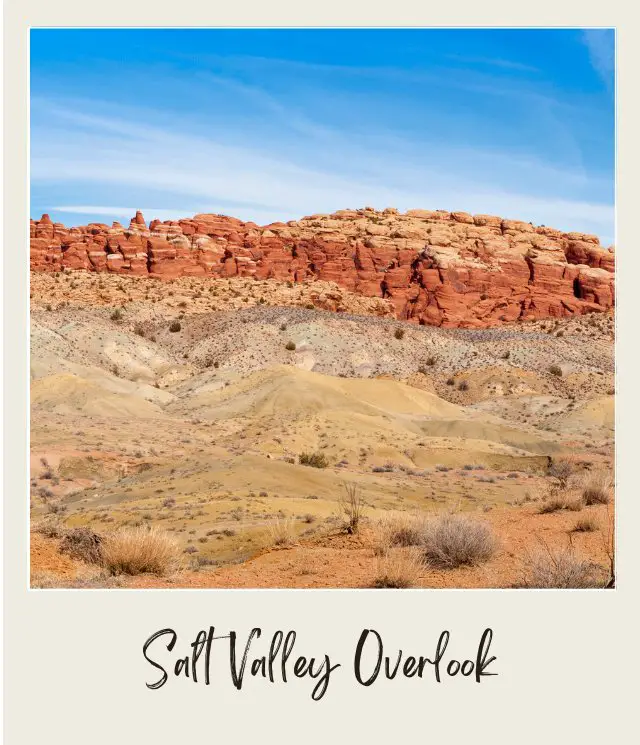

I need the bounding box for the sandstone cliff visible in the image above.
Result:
[30,207,614,328]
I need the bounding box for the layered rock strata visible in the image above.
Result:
[30,207,614,327]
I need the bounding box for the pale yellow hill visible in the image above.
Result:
[413,419,559,455]
[169,365,465,421]
[555,395,614,434]
[30,373,165,419]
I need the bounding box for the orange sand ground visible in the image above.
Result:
[31,502,613,590]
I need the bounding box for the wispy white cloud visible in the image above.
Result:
[52,206,200,222]
[51,204,287,225]
[445,54,540,73]
[581,29,615,90]
[31,94,614,241]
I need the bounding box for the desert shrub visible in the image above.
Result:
[372,548,425,588]
[169,320,181,332]
[548,459,574,489]
[458,380,469,391]
[59,527,103,564]
[394,327,405,340]
[501,351,510,359]
[285,341,296,351]
[280,323,287,331]
[572,516,598,533]
[422,513,496,568]
[101,526,181,575]
[548,364,563,377]
[110,308,123,322]
[133,324,146,337]
[268,517,296,547]
[418,357,437,373]
[339,483,365,534]
[46,502,66,515]
[581,471,612,505]
[299,451,328,469]
[517,547,604,588]
[446,377,455,386]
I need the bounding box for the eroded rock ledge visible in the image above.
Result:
[30,207,614,328]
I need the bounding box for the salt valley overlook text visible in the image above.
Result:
[143,627,498,701]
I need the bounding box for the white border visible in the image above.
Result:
[5,4,639,743]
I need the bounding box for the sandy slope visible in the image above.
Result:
[29,272,614,587]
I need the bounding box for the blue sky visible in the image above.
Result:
[30,28,615,244]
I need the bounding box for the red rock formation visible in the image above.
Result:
[29,209,615,327]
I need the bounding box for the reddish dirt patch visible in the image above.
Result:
[109,504,613,590]
[30,532,85,581]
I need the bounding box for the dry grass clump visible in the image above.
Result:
[372,548,425,589]
[31,568,125,589]
[538,493,584,514]
[372,512,426,555]
[31,517,65,539]
[572,516,599,533]
[339,483,365,534]
[581,471,612,505]
[517,547,605,589]
[268,517,296,547]
[299,451,329,468]
[101,526,182,575]
[537,462,584,512]
[422,513,496,568]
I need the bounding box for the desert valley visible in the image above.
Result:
[29,207,615,589]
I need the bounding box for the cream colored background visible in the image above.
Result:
[4,2,638,742]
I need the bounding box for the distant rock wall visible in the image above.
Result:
[30,207,615,328]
